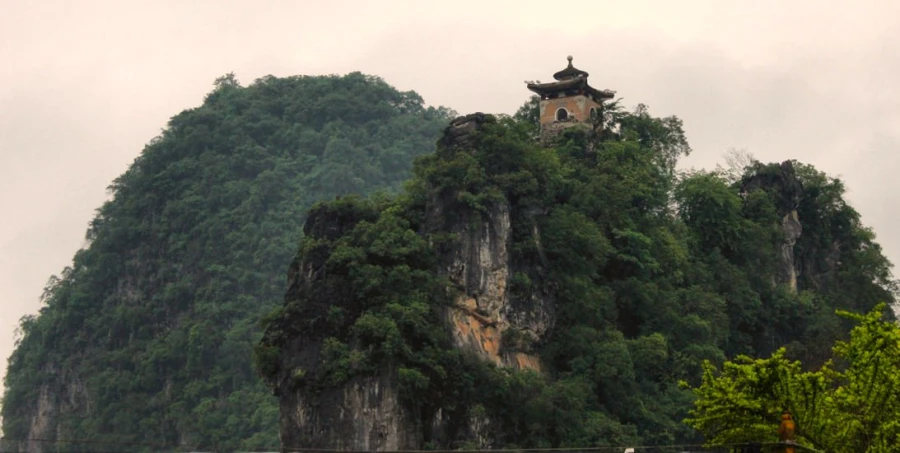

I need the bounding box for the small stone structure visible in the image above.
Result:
[526,56,616,143]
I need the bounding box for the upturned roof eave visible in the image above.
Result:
[526,78,616,102]
[526,77,585,94]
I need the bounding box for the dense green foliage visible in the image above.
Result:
[2,73,452,451]
[685,303,900,452]
[5,69,894,451]
[261,101,895,448]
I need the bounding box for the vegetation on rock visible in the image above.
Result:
[259,98,896,448]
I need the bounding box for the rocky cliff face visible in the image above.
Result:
[433,115,552,371]
[780,210,803,291]
[741,160,804,291]
[263,114,555,450]
[25,386,55,453]
[278,370,420,451]
[9,364,91,453]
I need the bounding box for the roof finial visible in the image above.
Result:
[567,55,573,66]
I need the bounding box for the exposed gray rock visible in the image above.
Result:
[780,210,803,291]
[279,371,421,451]
[268,114,557,450]
[438,112,490,150]
[434,198,551,371]
[741,160,805,291]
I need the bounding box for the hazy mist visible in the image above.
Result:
[3,0,899,388]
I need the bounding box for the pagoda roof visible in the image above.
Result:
[526,76,615,103]
[553,56,589,80]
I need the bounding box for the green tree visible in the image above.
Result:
[684,303,900,453]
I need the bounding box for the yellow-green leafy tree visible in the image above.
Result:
[684,303,900,452]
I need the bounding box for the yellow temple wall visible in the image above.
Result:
[538,95,600,125]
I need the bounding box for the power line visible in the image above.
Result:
[0,437,824,453]
[278,442,820,453]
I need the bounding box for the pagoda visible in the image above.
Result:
[526,56,615,141]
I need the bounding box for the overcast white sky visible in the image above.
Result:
[2,0,900,388]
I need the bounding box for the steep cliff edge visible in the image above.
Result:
[739,160,804,291]
[260,114,554,450]
[433,115,552,372]
[261,107,895,449]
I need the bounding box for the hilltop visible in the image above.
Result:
[2,72,453,452]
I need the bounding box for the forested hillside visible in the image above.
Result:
[2,73,452,452]
[4,70,895,452]
[259,102,896,449]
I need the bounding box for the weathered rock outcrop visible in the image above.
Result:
[439,199,545,371]
[278,371,421,451]
[264,113,555,450]
[780,210,803,291]
[741,160,804,291]
[266,202,392,450]
[7,364,91,453]
[430,114,552,371]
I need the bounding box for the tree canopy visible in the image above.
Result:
[685,303,900,453]
[2,72,452,452]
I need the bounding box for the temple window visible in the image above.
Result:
[556,108,568,121]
